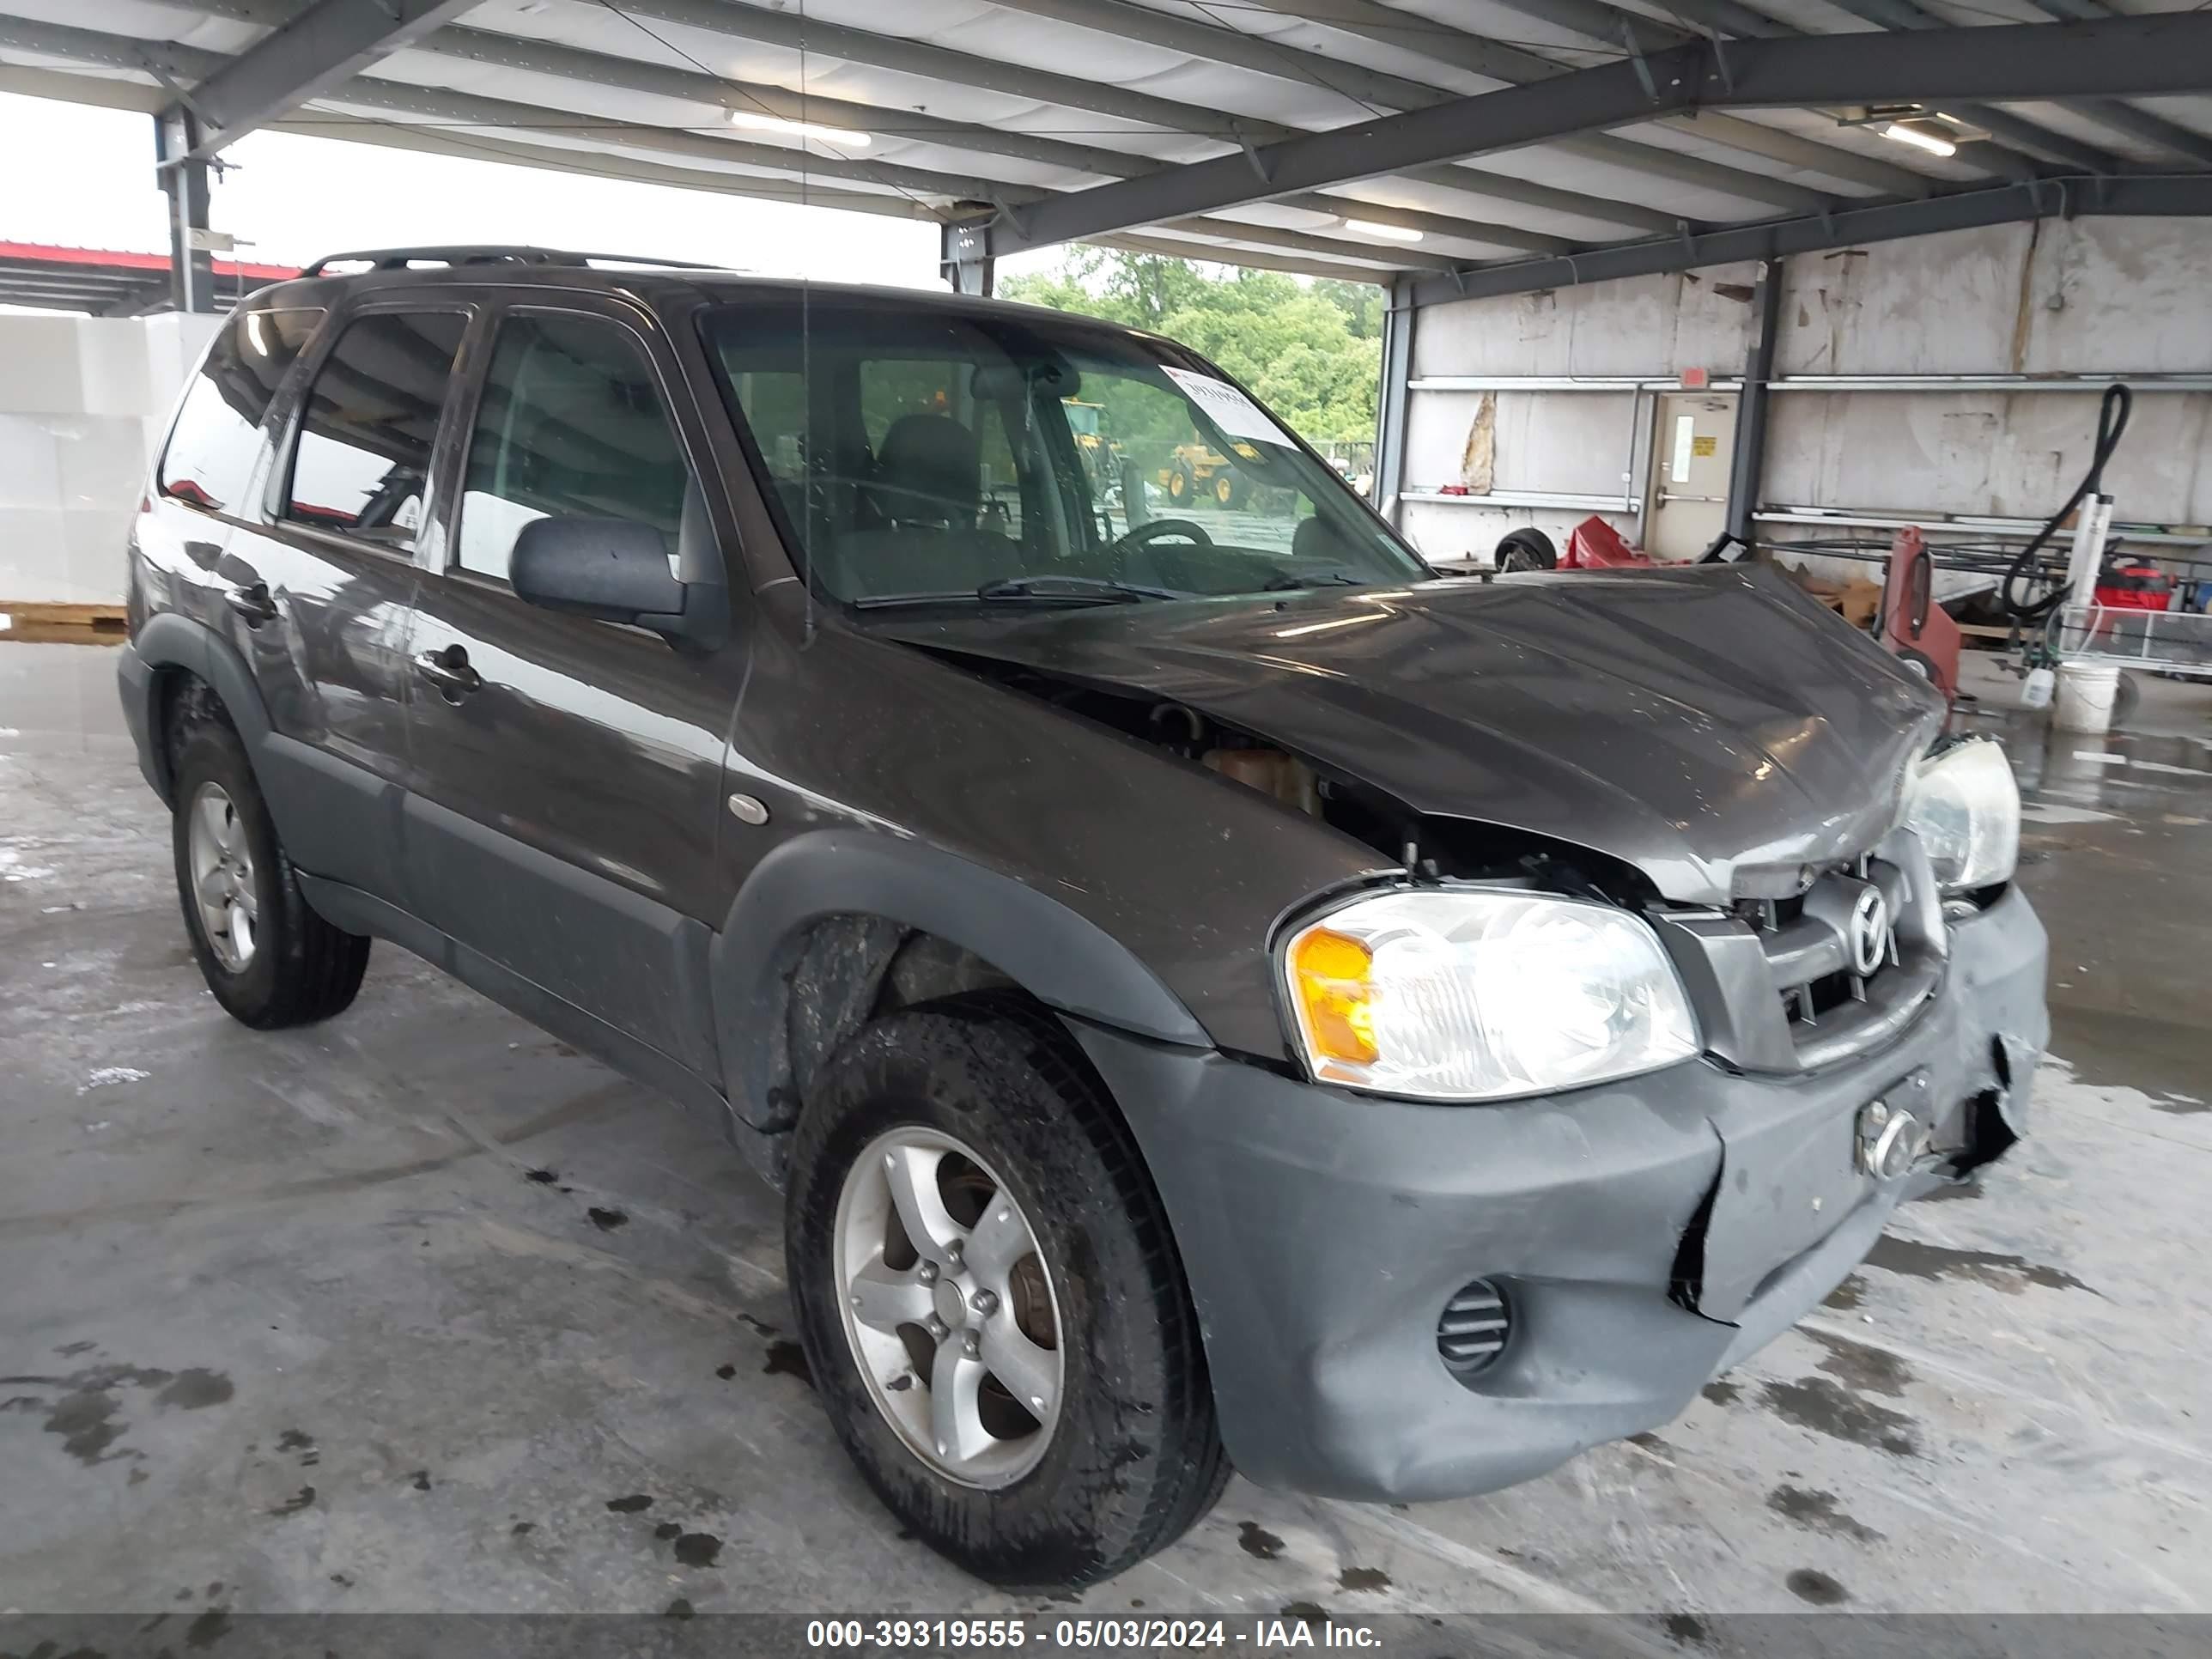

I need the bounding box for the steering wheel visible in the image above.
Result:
[1109,515,1212,580]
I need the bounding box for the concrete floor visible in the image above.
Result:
[3,637,2209,1630]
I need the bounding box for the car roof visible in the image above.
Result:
[242,247,1144,338]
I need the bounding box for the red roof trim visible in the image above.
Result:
[0,242,300,282]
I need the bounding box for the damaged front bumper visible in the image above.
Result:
[1069,886,2047,1503]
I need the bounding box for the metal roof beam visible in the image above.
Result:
[1219,0,1924,198]
[1088,230,1395,282]
[161,0,484,160]
[416,25,1148,179]
[121,0,1705,232]
[269,106,935,216]
[1402,173,2212,305]
[411,26,1571,253]
[1811,0,2122,170]
[0,14,1450,270]
[964,12,2212,257]
[987,0,1894,204]
[1480,0,2052,180]
[611,0,1833,215]
[1828,0,2212,167]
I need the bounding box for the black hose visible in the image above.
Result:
[2001,381,2133,621]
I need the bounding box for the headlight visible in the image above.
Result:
[1905,738,2019,893]
[1282,888,1699,1102]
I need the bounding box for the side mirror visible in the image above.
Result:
[511,516,695,636]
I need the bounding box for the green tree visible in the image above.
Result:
[1000,251,1381,444]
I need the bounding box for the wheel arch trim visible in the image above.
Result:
[709,830,1212,1133]
[125,611,276,800]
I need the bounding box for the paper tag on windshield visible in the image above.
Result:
[1161,367,1295,448]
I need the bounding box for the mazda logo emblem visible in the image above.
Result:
[1847,886,1890,976]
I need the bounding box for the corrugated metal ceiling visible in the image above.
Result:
[2,0,2209,283]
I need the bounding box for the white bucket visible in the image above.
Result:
[2053,660,2121,733]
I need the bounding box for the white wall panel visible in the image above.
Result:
[1401,217,2212,568]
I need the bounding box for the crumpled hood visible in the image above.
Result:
[872,564,1947,905]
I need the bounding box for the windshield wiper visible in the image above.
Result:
[976,574,1187,602]
[850,576,1186,611]
[1261,571,1366,592]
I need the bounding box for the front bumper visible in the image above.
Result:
[1070,886,2047,1503]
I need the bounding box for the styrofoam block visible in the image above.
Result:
[0,316,88,416]
[64,505,135,604]
[73,317,155,417]
[0,416,62,509]
[54,416,154,512]
[0,505,72,603]
[141,310,224,404]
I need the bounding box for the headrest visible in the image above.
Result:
[1292,514,1338,561]
[876,414,978,524]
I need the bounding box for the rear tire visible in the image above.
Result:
[169,714,370,1029]
[786,996,1229,1588]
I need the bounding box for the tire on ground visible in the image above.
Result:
[1496,527,1558,573]
[168,708,371,1028]
[785,994,1230,1587]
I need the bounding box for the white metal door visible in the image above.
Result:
[1646,394,1737,560]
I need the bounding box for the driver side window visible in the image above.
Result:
[454,313,693,582]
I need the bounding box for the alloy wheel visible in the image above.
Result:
[186,782,258,972]
[832,1127,1065,1489]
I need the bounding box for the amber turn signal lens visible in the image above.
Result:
[1289,927,1377,1063]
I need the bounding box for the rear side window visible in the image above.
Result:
[453,313,693,581]
[285,310,468,549]
[157,307,323,514]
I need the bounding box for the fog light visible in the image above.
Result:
[1437,1278,1510,1381]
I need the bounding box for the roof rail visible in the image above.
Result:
[300,246,720,277]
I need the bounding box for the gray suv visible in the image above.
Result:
[118,247,2048,1589]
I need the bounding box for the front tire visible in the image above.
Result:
[786,997,1228,1587]
[169,714,370,1029]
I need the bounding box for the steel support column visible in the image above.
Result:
[155,110,215,314]
[1374,276,1416,530]
[941,220,995,298]
[1725,258,1783,547]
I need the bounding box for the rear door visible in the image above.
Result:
[139,301,324,617]
[399,294,747,1076]
[220,299,475,905]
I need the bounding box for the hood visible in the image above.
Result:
[870,565,1946,906]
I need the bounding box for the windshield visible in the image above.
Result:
[702,299,1429,606]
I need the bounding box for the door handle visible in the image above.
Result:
[412,646,482,701]
[222,582,279,626]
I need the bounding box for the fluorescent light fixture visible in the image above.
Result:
[1341,218,1424,243]
[1880,119,1957,157]
[728,110,872,148]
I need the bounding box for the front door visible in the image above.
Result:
[400,298,745,1077]
[219,301,473,903]
[1645,393,1738,561]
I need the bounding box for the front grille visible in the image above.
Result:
[1436,1279,1510,1381]
[1733,849,1942,1070]
[1738,856,1899,1026]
